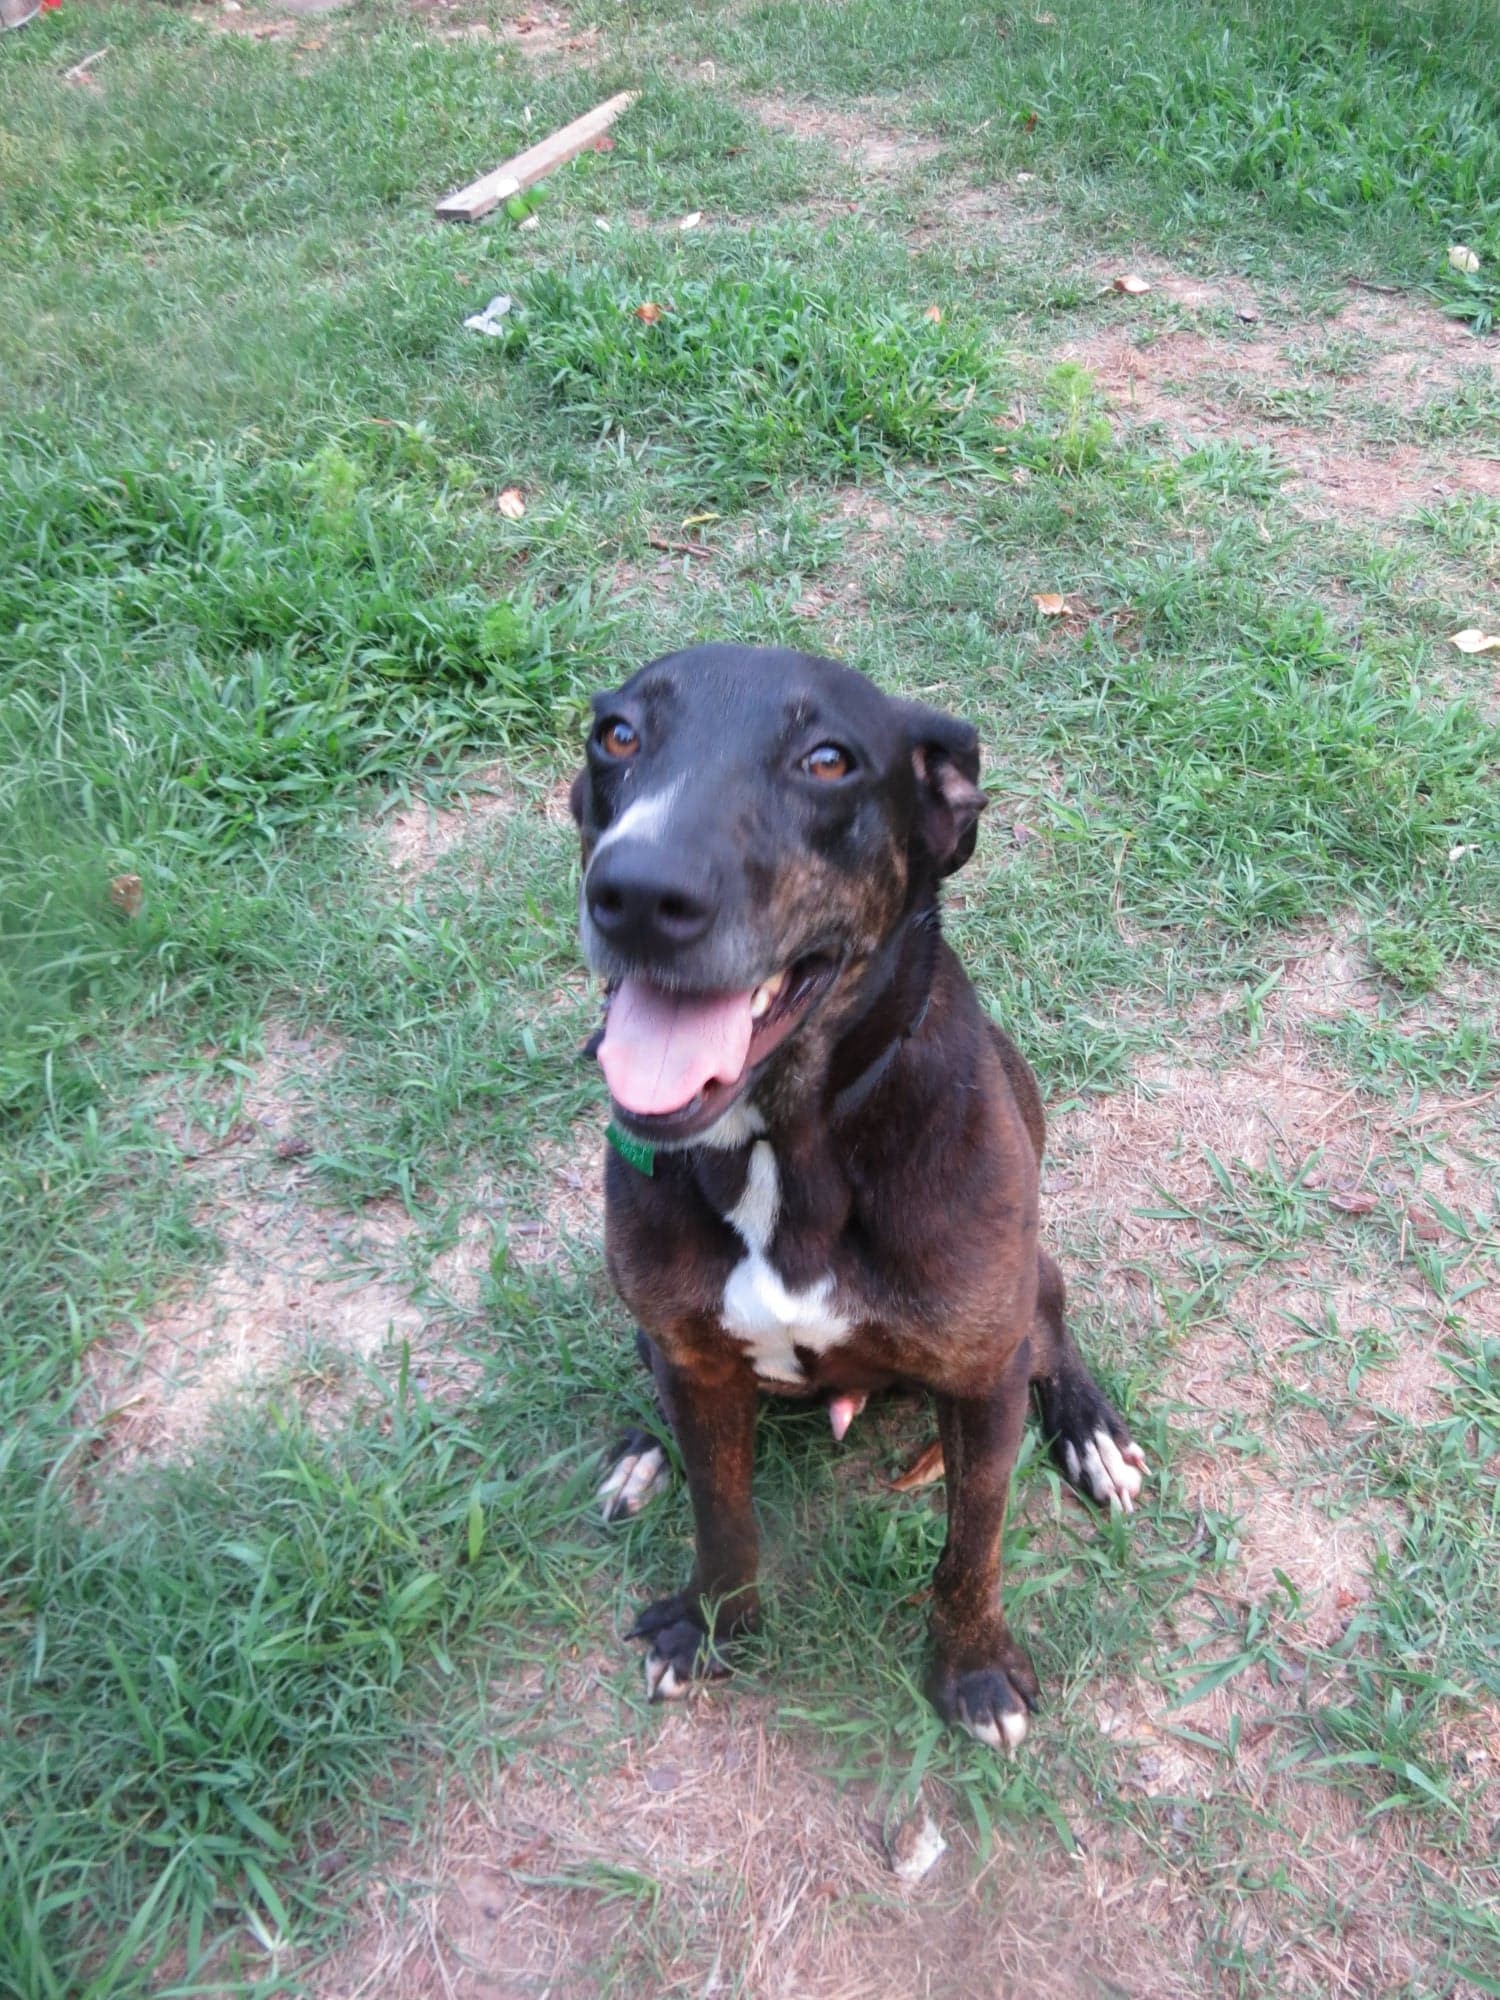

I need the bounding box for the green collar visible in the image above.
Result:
[606,1121,656,1176]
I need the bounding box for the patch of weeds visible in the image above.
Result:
[1307,1011,1499,1094]
[1165,440,1286,503]
[1410,368,1500,446]
[1037,595,1500,944]
[1413,492,1500,558]
[0,432,615,1110]
[0,1264,632,1998]
[1293,1333,1499,1833]
[1032,361,1112,473]
[1368,922,1448,994]
[487,264,1011,486]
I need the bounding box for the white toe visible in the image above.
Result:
[645,1652,687,1702]
[1097,1429,1147,1509]
[1080,1438,1108,1504]
[1063,1441,1081,1486]
[1093,1431,1134,1512]
[599,1445,668,1521]
[597,1455,637,1519]
[1000,1708,1028,1752]
[619,1446,667,1513]
[959,1712,1003,1750]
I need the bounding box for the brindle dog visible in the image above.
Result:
[573,644,1147,1749]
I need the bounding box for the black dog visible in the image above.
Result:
[572,644,1146,1749]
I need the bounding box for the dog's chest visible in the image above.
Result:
[715,1142,849,1385]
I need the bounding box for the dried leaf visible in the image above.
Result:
[634,301,663,324]
[890,1439,945,1492]
[1449,627,1500,654]
[275,1135,313,1161]
[1033,591,1068,615]
[518,214,540,232]
[1015,171,1035,184]
[496,488,526,520]
[584,134,616,153]
[1406,1203,1443,1242]
[678,210,703,231]
[109,873,143,919]
[1113,273,1151,296]
[1448,244,1481,274]
[1235,304,1260,323]
[923,304,943,323]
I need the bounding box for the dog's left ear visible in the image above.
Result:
[568,768,588,826]
[902,703,987,877]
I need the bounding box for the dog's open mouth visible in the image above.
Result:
[597,953,837,1139]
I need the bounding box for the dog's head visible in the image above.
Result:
[572,644,985,1143]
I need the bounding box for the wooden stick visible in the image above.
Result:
[436,90,638,223]
[646,538,713,558]
[64,45,110,80]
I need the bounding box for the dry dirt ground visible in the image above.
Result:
[72,59,1499,2000]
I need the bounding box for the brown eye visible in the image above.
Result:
[803,744,852,782]
[599,719,639,760]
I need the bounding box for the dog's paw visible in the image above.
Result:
[598,1427,671,1524]
[1036,1372,1149,1515]
[627,1594,732,1702]
[1064,1428,1148,1513]
[929,1648,1039,1755]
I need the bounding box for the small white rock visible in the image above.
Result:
[888,1803,947,1884]
[1448,244,1481,274]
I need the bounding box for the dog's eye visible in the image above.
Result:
[598,719,640,760]
[802,744,853,782]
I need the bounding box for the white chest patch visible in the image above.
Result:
[719,1142,849,1384]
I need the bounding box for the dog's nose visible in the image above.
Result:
[586,843,718,956]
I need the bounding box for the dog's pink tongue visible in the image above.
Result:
[599,977,755,1117]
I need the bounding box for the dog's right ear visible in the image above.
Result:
[568,768,588,825]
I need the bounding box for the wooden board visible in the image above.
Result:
[436,91,639,223]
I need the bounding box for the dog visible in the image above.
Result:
[572,644,1147,1749]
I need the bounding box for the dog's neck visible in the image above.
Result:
[721,898,939,1154]
[824,900,941,1121]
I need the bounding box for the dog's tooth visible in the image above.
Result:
[750,970,787,1019]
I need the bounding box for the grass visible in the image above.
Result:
[1,0,1498,1993]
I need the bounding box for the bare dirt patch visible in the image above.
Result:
[380,766,522,880]
[80,1026,430,1469]
[748,94,946,174]
[379,764,574,886]
[316,1692,1179,2000]
[1061,274,1500,523]
[429,6,603,64]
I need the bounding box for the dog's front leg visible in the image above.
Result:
[629,1346,760,1702]
[927,1337,1040,1751]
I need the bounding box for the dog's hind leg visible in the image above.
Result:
[597,1328,675,1524]
[1029,1253,1149,1514]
